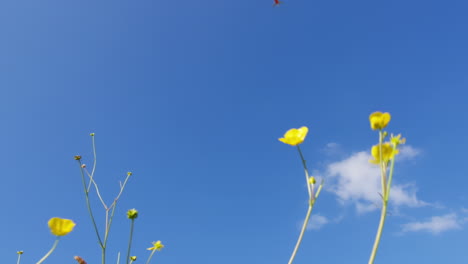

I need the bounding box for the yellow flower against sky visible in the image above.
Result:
[369,112,391,130]
[278,126,309,146]
[48,217,76,236]
[369,143,399,164]
[147,240,164,251]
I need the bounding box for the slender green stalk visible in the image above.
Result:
[102,248,106,264]
[288,204,313,264]
[78,134,134,264]
[145,250,157,264]
[378,131,386,196]
[36,238,60,264]
[78,163,104,247]
[16,253,22,264]
[368,131,398,264]
[146,249,156,264]
[368,202,387,264]
[385,157,396,201]
[126,219,135,264]
[117,252,121,264]
[286,146,323,264]
[296,146,312,197]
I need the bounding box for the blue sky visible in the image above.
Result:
[1,0,467,263]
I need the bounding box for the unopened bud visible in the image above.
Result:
[127,208,138,219]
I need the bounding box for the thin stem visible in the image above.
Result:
[378,131,387,197]
[16,254,22,264]
[78,162,104,247]
[385,155,396,201]
[117,252,121,264]
[102,247,106,264]
[91,135,97,185]
[36,238,60,264]
[84,168,108,209]
[296,146,312,198]
[287,198,318,264]
[145,250,157,264]
[126,219,135,264]
[368,202,388,264]
[369,146,397,264]
[368,130,396,264]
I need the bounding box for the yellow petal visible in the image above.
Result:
[369,112,391,130]
[48,217,76,236]
[147,240,164,251]
[278,126,309,146]
[369,143,398,164]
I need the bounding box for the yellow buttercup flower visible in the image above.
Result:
[369,112,391,130]
[391,134,406,147]
[147,240,164,251]
[278,127,309,146]
[308,176,316,185]
[127,208,138,219]
[369,143,398,164]
[48,217,76,236]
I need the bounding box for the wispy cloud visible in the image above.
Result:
[397,145,421,161]
[322,147,425,213]
[322,142,343,157]
[306,214,329,230]
[401,214,462,234]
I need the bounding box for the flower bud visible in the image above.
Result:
[127,208,138,219]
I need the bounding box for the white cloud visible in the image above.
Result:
[306,214,329,230]
[323,142,342,156]
[401,214,462,234]
[397,145,421,161]
[323,148,425,213]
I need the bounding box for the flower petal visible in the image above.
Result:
[48,217,76,236]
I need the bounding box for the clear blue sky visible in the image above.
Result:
[1,0,467,263]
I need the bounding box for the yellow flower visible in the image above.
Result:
[369,143,399,164]
[127,208,138,219]
[369,112,391,130]
[147,240,164,251]
[17,251,24,255]
[278,127,309,146]
[308,176,316,184]
[130,256,137,261]
[48,217,76,236]
[391,134,406,147]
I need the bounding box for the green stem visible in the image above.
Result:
[16,254,22,264]
[36,238,60,264]
[102,247,106,264]
[287,203,313,264]
[368,202,388,264]
[145,250,157,264]
[378,131,387,196]
[78,161,103,248]
[368,131,398,264]
[296,146,312,198]
[286,145,323,264]
[385,154,396,201]
[78,162,104,247]
[126,219,135,264]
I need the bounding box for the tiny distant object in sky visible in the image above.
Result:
[273,0,283,6]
